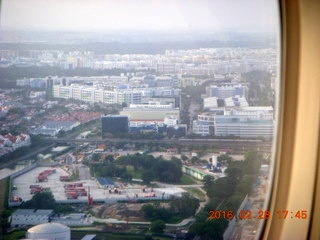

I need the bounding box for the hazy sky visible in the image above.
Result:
[0,0,279,32]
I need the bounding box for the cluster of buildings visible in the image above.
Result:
[101,112,186,138]
[2,47,276,76]
[0,133,31,157]
[9,46,277,140]
[0,106,8,118]
[30,111,101,137]
[193,84,274,139]
[51,75,180,105]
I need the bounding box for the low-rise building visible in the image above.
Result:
[96,177,116,189]
[0,133,31,150]
[11,209,54,227]
[30,121,80,136]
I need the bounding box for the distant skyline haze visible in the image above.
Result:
[0,0,278,33]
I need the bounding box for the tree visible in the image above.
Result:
[141,204,155,220]
[57,130,66,138]
[217,154,233,164]
[141,204,173,222]
[151,220,165,233]
[204,198,221,212]
[181,154,189,162]
[104,154,114,163]
[203,175,215,189]
[190,156,199,164]
[91,153,100,161]
[192,219,229,240]
[155,160,182,183]
[237,175,255,194]
[225,167,242,182]
[21,191,56,209]
[207,177,236,199]
[170,193,200,218]
[243,151,261,175]
[142,169,154,184]
[120,172,132,182]
[144,236,154,240]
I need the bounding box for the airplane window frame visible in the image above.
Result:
[261,0,320,239]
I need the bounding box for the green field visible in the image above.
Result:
[179,174,197,185]
[183,187,206,201]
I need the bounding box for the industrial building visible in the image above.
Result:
[11,209,54,227]
[30,121,80,136]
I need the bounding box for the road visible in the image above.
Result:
[92,216,195,227]
[77,164,91,180]
[152,181,203,188]
[188,101,201,135]
[0,143,54,170]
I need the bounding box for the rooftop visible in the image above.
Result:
[97,177,115,186]
[13,209,54,216]
[28,222,70,234]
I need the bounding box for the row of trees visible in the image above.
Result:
[189,151,262,239]
[88,153,183,184]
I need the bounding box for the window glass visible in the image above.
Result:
[0,1,279,239]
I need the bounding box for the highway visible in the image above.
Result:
[0,143,55,170]
[47,137,272,153]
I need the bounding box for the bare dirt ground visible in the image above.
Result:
[93,203,145,221]
[92,202,170,221]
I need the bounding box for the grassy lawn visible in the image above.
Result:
[126,167,143,179]
[4,230,26,240]
[179,174,197,185]
[183,187,206,201]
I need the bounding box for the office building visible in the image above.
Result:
[224,106,273,120]
[101,115,129,136]
[214,115,273,139]
[207,84,247,98]
[120,103,180,122]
